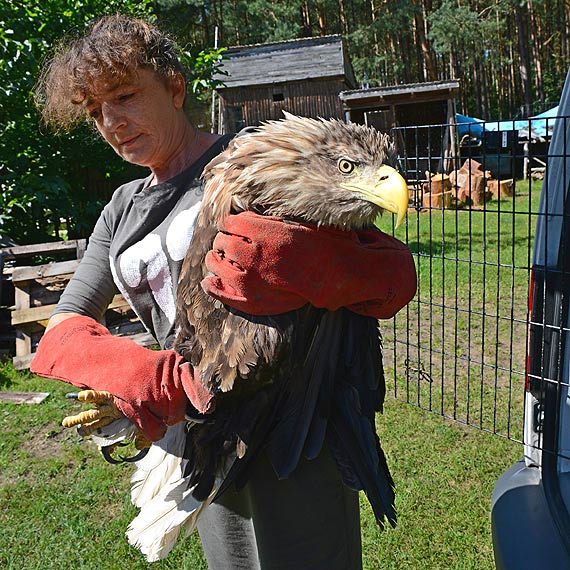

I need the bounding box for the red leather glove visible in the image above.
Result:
[202,211,417,319]
[30,315,214,441]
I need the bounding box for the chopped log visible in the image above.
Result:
[472,175,492,206]
[456,186,470,204]
[449,169,457,187]
[488,178,514,198]
[408,187,422,207]
[425,173,451,195]
[449,195,465,209]
[471,187,493,206]
[451,157,497,207]
[422,190,452,209]
[460,158,484,174]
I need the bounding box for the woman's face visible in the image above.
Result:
[83,68,187,173]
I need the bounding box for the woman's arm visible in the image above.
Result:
[32,207,213,442]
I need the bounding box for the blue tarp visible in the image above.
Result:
[456,114,485,139]
[456,107,560,140]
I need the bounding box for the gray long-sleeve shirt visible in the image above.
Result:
[55,136,233,348]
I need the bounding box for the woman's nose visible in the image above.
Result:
[100,102,126,131]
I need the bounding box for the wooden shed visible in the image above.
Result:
[215,36,356,133]
[339,80,460,179]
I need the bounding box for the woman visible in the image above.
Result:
[32,14,416,569]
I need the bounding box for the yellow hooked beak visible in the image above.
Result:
[340,164,409,227]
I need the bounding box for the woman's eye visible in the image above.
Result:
[118,92,134,102]
[338,159,356,174]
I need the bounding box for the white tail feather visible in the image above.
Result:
[127,476,216,562]
[130,423,187,508]
[126,423,237,562]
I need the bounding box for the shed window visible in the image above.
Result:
[272,93,285,102]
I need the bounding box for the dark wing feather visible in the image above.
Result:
[327,311,396,527]
[208,306,396,532]
[266,308,344,478]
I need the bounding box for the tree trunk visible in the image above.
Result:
[514,1,533,116]
[315,1,326,35]
[338,0,348,35]
[300,0,312,37]
[412,0,437,81]
[370,0,380,68]
[528,0,544,108]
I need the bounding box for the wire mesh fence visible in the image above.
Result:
[379,117,559,445]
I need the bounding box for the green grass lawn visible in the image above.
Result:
[0,360,520,569]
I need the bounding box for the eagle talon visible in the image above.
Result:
[100,442,150,464]
[100,444,125,465]
[120,447,150,463]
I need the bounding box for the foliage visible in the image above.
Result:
[184,46,228,95]
[0,0,154,243]
[0,0,229,245]
[157,0,570,119]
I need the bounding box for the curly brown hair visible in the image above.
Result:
[35,14,185,132]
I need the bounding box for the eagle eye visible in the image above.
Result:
[337,158,356,175]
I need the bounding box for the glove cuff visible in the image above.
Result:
[31,315,214,441]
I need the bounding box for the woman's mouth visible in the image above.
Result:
[119,134,140,148]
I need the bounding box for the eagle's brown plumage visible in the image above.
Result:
[173,113,408,526]
[175,113,399,392]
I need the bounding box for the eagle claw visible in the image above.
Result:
[100,444,125,465]
[100,443,149,464]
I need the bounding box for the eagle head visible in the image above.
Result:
[202,112,409,230]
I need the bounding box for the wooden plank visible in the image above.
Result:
[0,391,49,404]
[14,327,32,359]
[11,294,130,326]
[14,281,30,311]
[0,239,86,261]
[12,260,80,283]
[11,304,54,325]
[6,243,153,369]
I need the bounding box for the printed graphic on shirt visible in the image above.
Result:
[166,202,201,261]
[119,233,176,323]
[109,255,149,333]
[111,204,201,326]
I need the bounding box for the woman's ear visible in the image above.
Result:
[171,72,186,110]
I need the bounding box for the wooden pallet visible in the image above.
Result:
[4,240,155,370]
[1,240,87,358]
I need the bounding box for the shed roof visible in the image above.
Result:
[216,35,355,89]
[340,80,460,107]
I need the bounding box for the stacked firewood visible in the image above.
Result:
[419,159,514,210]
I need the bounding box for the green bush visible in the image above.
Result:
[0,1,225,244]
